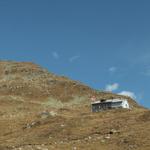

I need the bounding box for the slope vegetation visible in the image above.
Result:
[0,61,149,150]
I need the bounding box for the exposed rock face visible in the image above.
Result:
[0,61,149,150]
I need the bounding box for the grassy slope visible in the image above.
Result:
[0,61,149,150]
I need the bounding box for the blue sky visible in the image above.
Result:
[0,0,150,108]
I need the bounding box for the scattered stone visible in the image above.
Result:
[26,123,32,129]
[36,146,41,149]
[24,121,41,129]
[101,139,105,143]
[60,124,65,127]
[109,129,118,134]
[105,135,111,139]
[40,111,50,119]
[49,111,57,117]
[88,136,92,140]
[73,146,77,150]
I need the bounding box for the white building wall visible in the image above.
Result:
[122,100,130,109]
[91,99,130,112]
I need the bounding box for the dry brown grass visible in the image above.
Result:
[0,61,149,150]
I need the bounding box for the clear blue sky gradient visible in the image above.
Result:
[0,0,150,108]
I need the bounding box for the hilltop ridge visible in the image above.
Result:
[0,61,137,106]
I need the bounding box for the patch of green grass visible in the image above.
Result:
[43,97,64,108]
[65,95,89,106]
[43,95,89,108]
